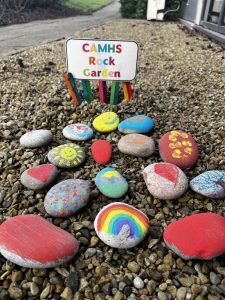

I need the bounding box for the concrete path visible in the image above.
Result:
[0,0,120,56]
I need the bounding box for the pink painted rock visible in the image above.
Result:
[21,164,58,190]
[0,215,79,268]
[164,213,225,260]
[91,140,112,164]
[159,130,199,169]
[143,163,188,200]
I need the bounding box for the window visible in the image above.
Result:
[207,0,224,23]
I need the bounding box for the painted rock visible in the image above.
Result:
[0,215,79,268]
[44,179,90,217]
[21,164,58,190]
[94,202,150,248]
[95,167,128,198]
[93,112,119,133]
[190,171,225,199]
[159,130,199,168]
[91,140,112,164]
[143,163,188,200]
[118,115,154,134]
[20,129,53,148]
[164,213,225,259]
[63,123,93,141]
[48,143,85,169]
[118,134,155,157]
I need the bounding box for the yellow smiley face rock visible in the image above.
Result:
[93,112,119,133]
[48,143,85,169]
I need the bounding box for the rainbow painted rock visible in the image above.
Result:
[164,213,225,259]
[44,179,90,217]
[159,130,199,169]
[20,129,53,148]
[63,123,93,141]
[21,164,58,190]
[95,167,128,198]
[190,171,225,199]
[118,115,154,134]
[93,112,119,133]
[91,140,112,164]
[0,215,79,268]
[143,163,188,200]
[118,134,155,157]
[94,202,150,248]
[48,143,85,169]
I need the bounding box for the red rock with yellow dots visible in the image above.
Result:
[159,130,199,169]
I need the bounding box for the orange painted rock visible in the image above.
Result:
[159,130,199,169]
[91,140,112,164]
[164,213,225,259]
[0,215,79,268]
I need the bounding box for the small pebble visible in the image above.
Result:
[133,277,144,289]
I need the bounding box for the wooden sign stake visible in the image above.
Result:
[122,82,132,101]
[99,80,108,103]
[64,73,79,106]
[110,81,120,105]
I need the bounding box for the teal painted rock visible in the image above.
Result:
[118,115,154,134]
[95,167,128,198]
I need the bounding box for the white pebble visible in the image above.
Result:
[133,277,144,289]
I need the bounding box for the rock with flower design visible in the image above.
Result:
[47,143,85,169]
[159,130,199,169]
[44,179,90,217]
[63,123,93,141]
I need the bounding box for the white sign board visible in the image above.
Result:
[66,39,138,81]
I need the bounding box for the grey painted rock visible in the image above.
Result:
[47,143,85,169]
[62,123,93,141]
[0,215,79,268]
[44,179,90,217]
[143,163,188,200]
[20,129,53,148]
[118,134,155,157]
[190,170,225,199]
[95,167,128,198]
[21,164,58,190]
[94,202,150,248]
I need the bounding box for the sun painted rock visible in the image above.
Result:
[21,164,58,190]
[44,179,90,217]
[63,123,93,141]
[91,140,112,164]
[93,112,119,133]
[190,171,225,199]
[94,202,150,248]
[48,143,85,169]
[0,215,79,268]
[159,130,199,169]
[164,212,225,260]
[118,115,154,134]
[143,163,188,200]
[20,129,53,148]
[95,167,128,198]
[118,134,155,157]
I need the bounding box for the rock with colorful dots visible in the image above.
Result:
[47,143,85,169]
[44,179,90,217]
[93,112,119,133]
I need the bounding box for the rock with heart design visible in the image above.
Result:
[163,213,225,259]
[143,163,188,200]
[63,123,93,141]
[118,133,155,157]
[118,115,154,134]
[190,171,225,199]
[91,140,112,164]
[0,215,79,268]
[44,179,90,217]
[48,143,85,169]
[159,130,199,168]
[20,129,53,148]
[93,112,119,133]
[21,164,58,190]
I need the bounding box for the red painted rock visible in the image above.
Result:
[159,130,199,169]
[21,164,58,190]
[91,140,112,164]
[164,213,225,259]
[0,215,79,268]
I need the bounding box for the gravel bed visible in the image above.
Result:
[0,19,225,300]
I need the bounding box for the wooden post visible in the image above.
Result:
[99,81,107,103]
[110,81,119,105]
[64,73,79,106]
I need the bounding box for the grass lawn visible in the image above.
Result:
[62,0,112,11]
